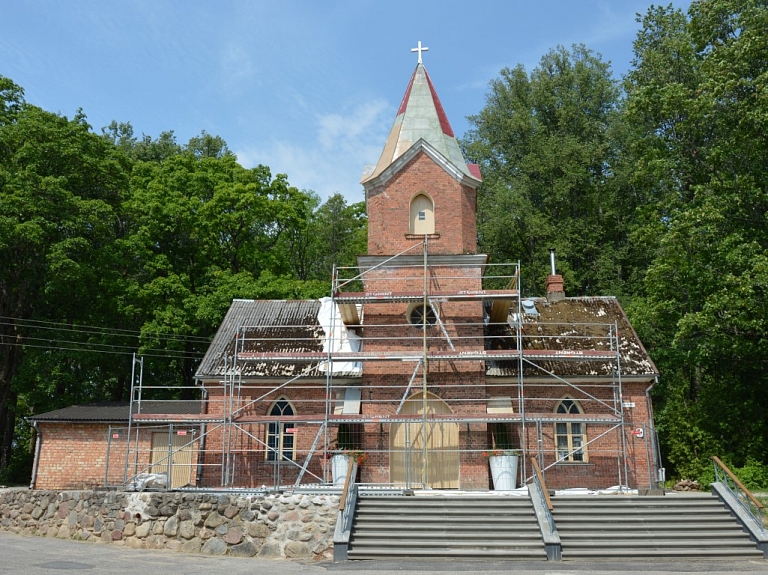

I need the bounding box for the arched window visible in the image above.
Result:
[266,397,295,461]
[555,398,587,462]
[410,194,434,235]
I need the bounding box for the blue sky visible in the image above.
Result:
[2,1,691,203]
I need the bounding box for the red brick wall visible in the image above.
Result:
[35,423,119,490]
[35,423,202,490]
[514,379,654,490]
[366,152,477,255]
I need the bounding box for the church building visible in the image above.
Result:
[30,48,660,493]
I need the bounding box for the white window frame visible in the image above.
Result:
[554,397,588,463]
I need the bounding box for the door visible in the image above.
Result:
[390,392,459,488]
[150,431,195,488]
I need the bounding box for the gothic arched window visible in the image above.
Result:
[555,398,587,462]
[266,397,295,461]
[410,194,434,234]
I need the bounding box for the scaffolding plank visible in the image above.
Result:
[236,349,617,362]
[132,414,222,422]
[229,412,621,425]
[333,289,519,303]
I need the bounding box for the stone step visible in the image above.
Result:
[352,530,543,540]
[354,520,539,530]
[348,494,546,560]
[558,529,751,539]
[347,547,547,559]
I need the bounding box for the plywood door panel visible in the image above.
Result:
[150,432,194,488]
[390,392,459,488]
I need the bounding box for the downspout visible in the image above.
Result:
[29,420,41,490]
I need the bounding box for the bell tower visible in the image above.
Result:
[353,45,490,489]
[361,53,482,256]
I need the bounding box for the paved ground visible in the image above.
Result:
[1,531,767,575]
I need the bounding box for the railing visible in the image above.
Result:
[333,459,359,561]
[713,456,765,532]
[530,457,555,534]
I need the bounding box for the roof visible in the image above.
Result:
[30,401,202,423]
[486,297,658,379]
[195,299,360,380]
[362,63,480,185]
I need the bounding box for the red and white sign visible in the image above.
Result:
[177,430,187,436]
[286,427,297,433]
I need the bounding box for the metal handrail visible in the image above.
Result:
[530,458,555,533]
[713,456,765,532]
[336,459,359,536]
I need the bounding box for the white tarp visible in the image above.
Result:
[317,297,362,375]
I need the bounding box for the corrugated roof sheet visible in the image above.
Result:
[196,299,358,379]
[30,401,202,422]
[485,296,658,378]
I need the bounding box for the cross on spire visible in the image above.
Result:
[411,40,429,64]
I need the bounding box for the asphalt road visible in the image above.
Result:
[1,531,768,575]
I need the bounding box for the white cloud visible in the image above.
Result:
[235,97,392,203]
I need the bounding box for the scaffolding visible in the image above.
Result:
[108,240,655,492]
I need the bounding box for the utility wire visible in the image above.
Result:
[0,340,203,360]
[0,334,204,356]
[0,316,213,343]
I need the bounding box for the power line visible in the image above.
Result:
[0,334,204,356]
[0,316,212,344]
[0,340,204,360]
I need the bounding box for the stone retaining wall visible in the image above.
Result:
[0,488,338,560]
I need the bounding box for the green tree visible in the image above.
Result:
[120,143,318,396]
[624,0,768,478]
[463,45,622,296]
[0,77,131,471]
[281,192,368,282]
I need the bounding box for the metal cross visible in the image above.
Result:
[411,40,429,64]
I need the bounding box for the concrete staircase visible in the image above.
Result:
[551,493,764,559]
[347,494,547,560]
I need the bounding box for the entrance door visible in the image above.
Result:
[150,432,194,488]
[390,392,459,488]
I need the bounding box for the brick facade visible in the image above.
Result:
[366,152,477,256]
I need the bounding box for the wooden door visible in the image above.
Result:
[150,432,194,488]
[390,392,459,488]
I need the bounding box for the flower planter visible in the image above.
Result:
[489,455,518,490]
[331,454,351,486]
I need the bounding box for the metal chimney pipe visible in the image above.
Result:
[549,248,556,275]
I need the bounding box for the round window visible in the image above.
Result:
[408,303,437,327]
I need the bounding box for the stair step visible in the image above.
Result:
[348,548,547,559]
[352,531,542,540]
[344,493,763,561]
[563,548,763,558]
[558,530,749,539]
[350,538,543,548]
[354,520,538,528]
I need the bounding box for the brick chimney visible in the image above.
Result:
[546,248,565,302]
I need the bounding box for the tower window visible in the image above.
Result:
[410,194,434,234]
[407,303,437,327]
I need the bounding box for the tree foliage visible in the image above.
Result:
[464,0,768,482]
[463,45,623,296]
[0,86,364,479]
